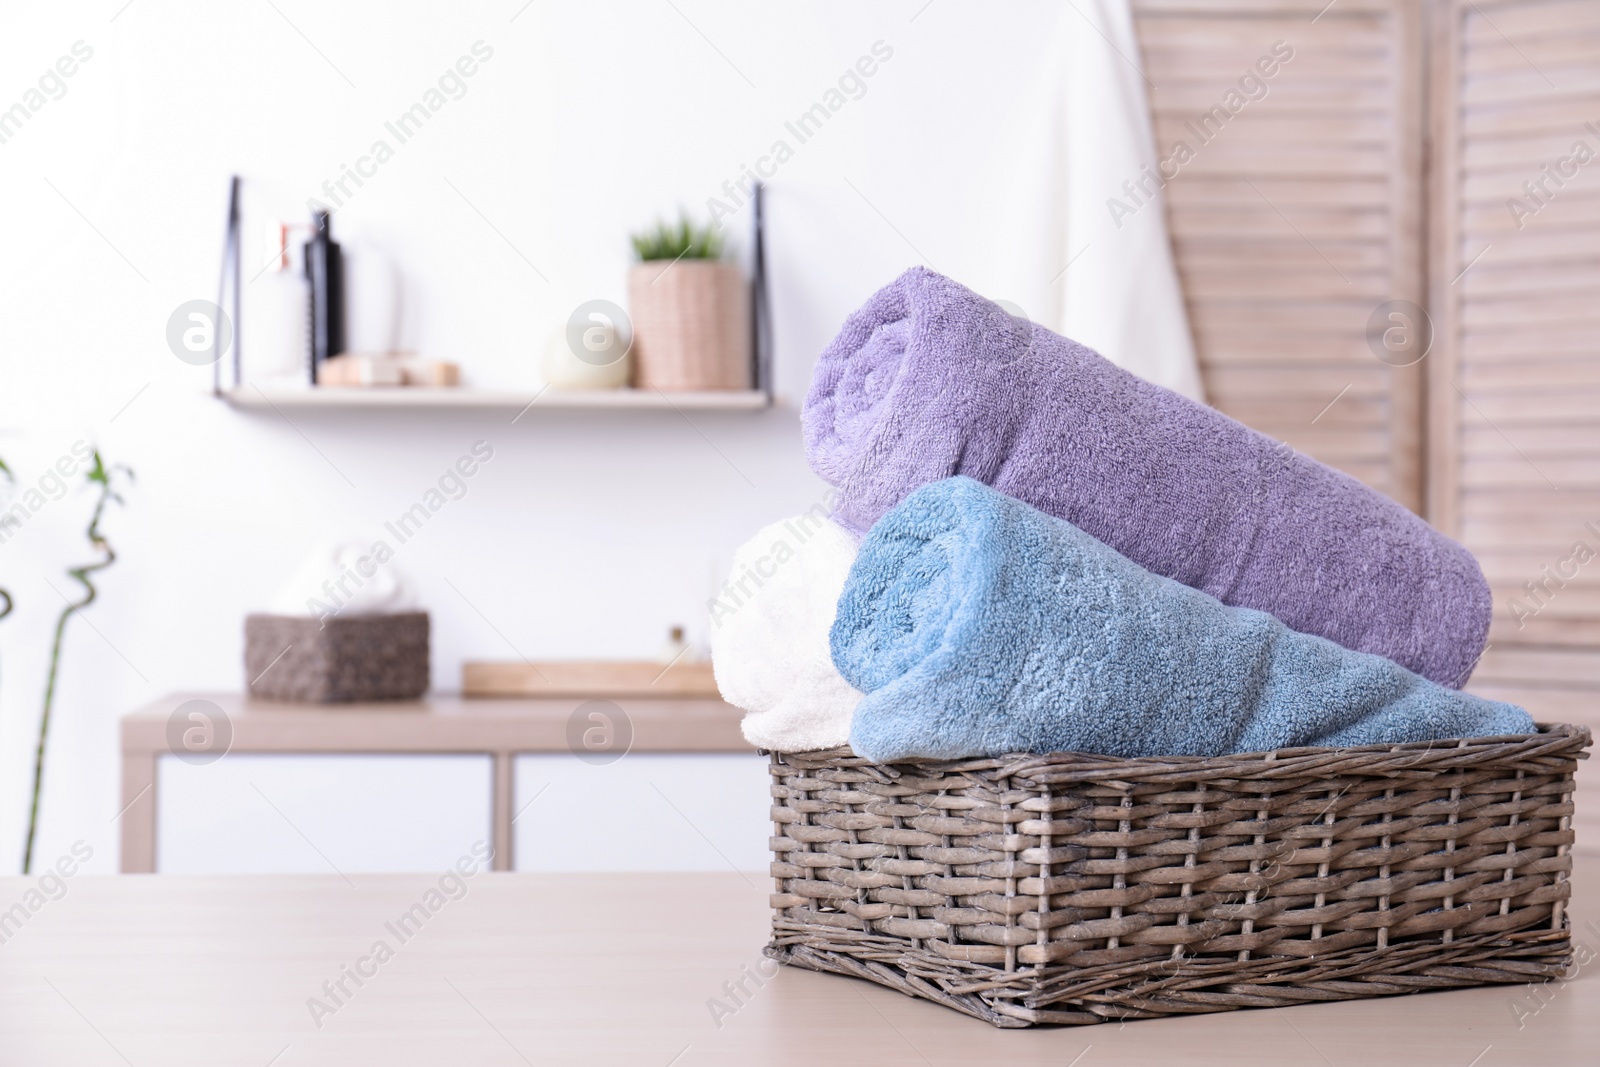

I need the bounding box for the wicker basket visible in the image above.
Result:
[244,612,429,703]
[766,724,1589,1028]
[627,260,750,390]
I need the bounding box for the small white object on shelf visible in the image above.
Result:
[542,323,631,390]
[221,386,770,411]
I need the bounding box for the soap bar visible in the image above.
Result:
[317,353,404,386]
[316,354,461,387]
[403,360,460,386]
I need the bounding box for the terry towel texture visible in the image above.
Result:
[833,478,1532,763]
[710,514,863,752]
[805,267,1491,688]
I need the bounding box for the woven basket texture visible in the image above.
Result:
[628,260,750,390]
[766,725,1590,1027]
[244,612,429,703]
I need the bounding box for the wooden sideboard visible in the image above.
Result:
[120,692,751,873]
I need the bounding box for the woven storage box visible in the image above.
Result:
[766,725,1589,1028]
[244,612,429,703]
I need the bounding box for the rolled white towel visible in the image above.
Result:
[710,515,861,752]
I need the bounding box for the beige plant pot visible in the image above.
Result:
[627,260,751,391]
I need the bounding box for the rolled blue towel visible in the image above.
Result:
[832,477,1534,762]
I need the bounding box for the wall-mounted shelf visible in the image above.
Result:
[215,183,775,412]
[221,386,772,412]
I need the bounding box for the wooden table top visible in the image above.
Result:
[2,858,1596,1065]
[121,691,752,754]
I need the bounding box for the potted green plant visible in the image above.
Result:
[627,215,750,391]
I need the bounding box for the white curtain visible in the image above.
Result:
[962,0,1204,401]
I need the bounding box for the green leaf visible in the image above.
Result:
[630,213,725,262]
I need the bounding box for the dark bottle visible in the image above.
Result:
[304,209,346,381]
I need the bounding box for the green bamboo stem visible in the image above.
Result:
[21,454,128,875]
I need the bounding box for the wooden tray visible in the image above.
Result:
[462,660,719,698]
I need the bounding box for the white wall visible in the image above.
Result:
[0,0,1061,872]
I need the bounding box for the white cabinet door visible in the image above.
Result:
[513,753,771,872]
[157,754,492,874]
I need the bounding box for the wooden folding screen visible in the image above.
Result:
[1134,0,1600,846]
[1133,0,1427,509]
[1428,0,1600,840]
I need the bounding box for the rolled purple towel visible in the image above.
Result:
[803,267,1491,688]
